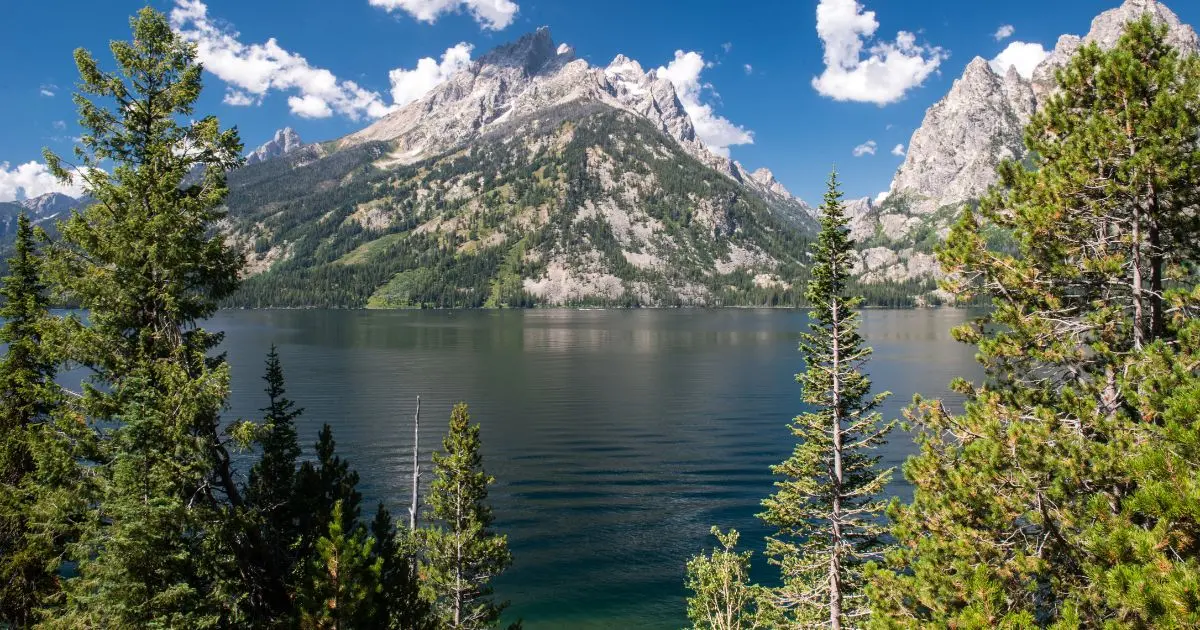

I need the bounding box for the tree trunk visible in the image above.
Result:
[829,293,844,630]
[410,396,420,532]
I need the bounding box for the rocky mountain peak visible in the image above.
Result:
[1085,0,1197,50]
[246,127,304,165]
[478,26,559,75]
[17,192,80,217]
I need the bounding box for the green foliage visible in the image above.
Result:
[870,17,1200,628]
[296,500,381,629]
[759,171,894,627]
[35,8,247,626]
[685,527,770,630]
[370,502,435,630]
[423,403,512,629]
[0,214,62,626]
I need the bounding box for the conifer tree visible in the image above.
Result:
[297,500,380,630]
[759,171,893,628]
[39,7,246,625]
[684,527,767,630]
[246,345,305,625]
[369,502,434,629]
[869,16,1200,627]
[423,403,512,630]
[0,214,61,626]
[295,424,363,561]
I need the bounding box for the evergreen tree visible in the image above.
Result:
[296,500,380,630]
[869,17,1200,627]
[295,424,363,562]
[369,502,434,630]
[39,7,246,625]
[684,527,768,630]
[759,171,894,628]
[423,403,512,630]
[246,345,305,625]
[0,214,60,625]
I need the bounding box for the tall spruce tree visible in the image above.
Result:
[759,171,894,628]
[39,7,246,626]
[0,214,61,626]
[869,16,1200,627]
[423,403,512,630]
[246,345,305,625]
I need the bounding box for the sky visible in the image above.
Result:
[3,0,1199,206]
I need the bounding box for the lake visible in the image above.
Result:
[212,308,981,629]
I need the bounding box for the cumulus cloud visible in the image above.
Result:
[368,0,518,30]
[874,190,890,205]
[891,143,905,156]
[994,24,1015,41]
[812,0,946,105]
[0,161,89,202]
[223,89,256,106]
[170,0,392,120]
[722,42,733,53]
[990,41,1048,79]
[656,50,753,157]
[852,140,877,157]
[388,43,474,107]
[743,64,753,75]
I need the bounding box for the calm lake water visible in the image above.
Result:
[211,308,981,629]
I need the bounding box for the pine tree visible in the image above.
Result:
[0,214,61,625]
[423,403,512,630]
[246,346,305,625]
[297,500,380,630]
[684,527,768,630]
[39,7,246,626]
[869,16,1200,627]
[759,171,894,628]
[295,424,363,562]
[369,502,434,629]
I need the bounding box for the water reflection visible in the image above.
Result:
[211,308,980,629]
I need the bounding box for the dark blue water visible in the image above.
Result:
[211,309,980,628]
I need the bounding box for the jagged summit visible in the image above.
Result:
[338,27,805,210]
[246,127,304,165]
[477,26,561,73]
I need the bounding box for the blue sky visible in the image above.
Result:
[3,0,1199,205]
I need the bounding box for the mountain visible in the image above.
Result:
[246,127,306,165]
[852,0,1197,288]
[221,28,837,308]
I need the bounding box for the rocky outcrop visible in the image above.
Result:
[246,127,304,165]
[865,0,1197,288]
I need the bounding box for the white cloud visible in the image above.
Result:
[990,41,1048,79]
[223,89,256,106]
[812,0,947,105]
[0,161,89,202]
[170,0,393,120]
[388,43,474,107]
[722,42,733,53]
[743,64,753,75]
[891,143,905,156]
[994,24,1015,41]
[287,95,334,118]
[368,0,518,30]
[52,120,67,131]
[39,84,56,97]
[852,140,877,157]
[656,50,753,157]
[873,190,890,205]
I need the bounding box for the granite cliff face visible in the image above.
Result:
[854,0,1197,289]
